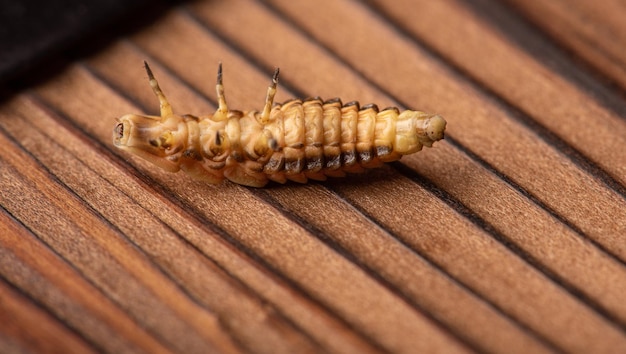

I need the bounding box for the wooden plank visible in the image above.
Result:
[1,0,625,352]
[188,0,626,352]
[0,95,358,353]
[502,0,626,90]
[1,88,380,353]
[263,0,626,324]
[0,276,95,354]
[31,60,470,354]
[366,0,626,188]
[0,110,242,354]
[0,209,173,354]
[248,0,626,259]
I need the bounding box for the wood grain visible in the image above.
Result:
[502,0,626,91]
[1,0,625,353]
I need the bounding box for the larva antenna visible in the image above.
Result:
[259,67,280,125]
[217,62,223,85]
[272,67,280,84]
[144,61,173,120]
[214,62,229,121]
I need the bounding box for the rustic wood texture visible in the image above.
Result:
[1,0,625,353]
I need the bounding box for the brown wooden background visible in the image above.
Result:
[1,0,626,353]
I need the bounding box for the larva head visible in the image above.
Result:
[113,114,186,172]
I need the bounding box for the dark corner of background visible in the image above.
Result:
[0,0,186,92]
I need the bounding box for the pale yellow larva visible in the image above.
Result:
[113,62,446,187]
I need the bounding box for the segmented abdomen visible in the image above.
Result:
[266,98,387,182]
[190,97,445,186]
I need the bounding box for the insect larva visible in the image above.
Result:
[113,62,446,187]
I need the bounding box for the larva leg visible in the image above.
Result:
[144,61,173,119]
[258,68,280,125]
[214,63,229,121]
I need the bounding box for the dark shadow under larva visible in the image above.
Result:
[113,62,446,187]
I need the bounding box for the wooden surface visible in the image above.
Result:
[1,0,626,353]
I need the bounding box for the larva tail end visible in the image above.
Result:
[426,114,446,142]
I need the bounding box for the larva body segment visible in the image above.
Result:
[113,62,446,187]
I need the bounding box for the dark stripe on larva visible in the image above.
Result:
[272,99,379,174]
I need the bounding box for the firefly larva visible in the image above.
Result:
[113,62,446,187]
